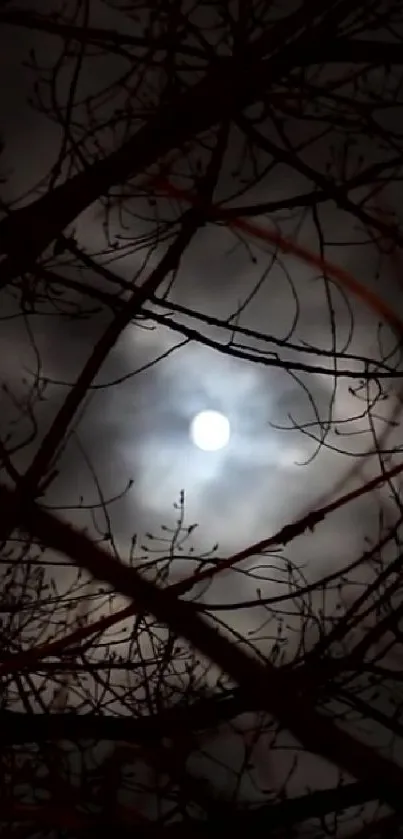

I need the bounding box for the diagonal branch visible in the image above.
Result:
[2,9,403,66]
[173,458,403,595]
[37,267,401,380]
[1,215,199,538]
[220,154,403,220]
[0,8,208,59]
[2,459,403,681]
[236,116,403,247]
[0,1,364,286]
[3,482,403,807]
[0,780,386,834]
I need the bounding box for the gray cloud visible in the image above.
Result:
[1,0,403,814]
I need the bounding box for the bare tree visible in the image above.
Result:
[1,1,403,836]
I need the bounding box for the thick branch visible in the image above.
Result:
[0,9,207,59]
[2,10,402,66]
[3,483,403,807]
[0,2,363,284]
[0,780,384,834]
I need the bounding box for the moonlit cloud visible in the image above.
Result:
[1,2,403,812]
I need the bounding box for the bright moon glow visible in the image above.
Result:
[190,410,231,452]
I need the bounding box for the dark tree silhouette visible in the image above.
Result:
[1,1,403,837]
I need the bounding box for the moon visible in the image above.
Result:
[190,410,231,452]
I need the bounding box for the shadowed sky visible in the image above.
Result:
[1,1,403,812]
[1,1,402,591]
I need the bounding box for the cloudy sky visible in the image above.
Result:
[1,0,403,622]
[1,0,403,812]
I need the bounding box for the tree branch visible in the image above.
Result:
[3,482,403,806]
[0,2,364,285]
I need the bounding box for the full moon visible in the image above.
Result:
[190,410,231,452]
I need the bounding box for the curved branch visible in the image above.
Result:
[3,481,403,805]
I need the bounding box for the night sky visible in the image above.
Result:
[1,0,403,818]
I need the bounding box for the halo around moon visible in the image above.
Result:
[190,410,231,452]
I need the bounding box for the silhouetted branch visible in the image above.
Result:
[2,482,403,806]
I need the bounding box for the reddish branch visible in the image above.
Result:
[0,127,230,548]
[2,482,403,807]
[173,458,403,593]
[2,457,403,678]
[0,1,371,286]
[0,778,387,835]
[0,2,402,827]
[150,175,403,333]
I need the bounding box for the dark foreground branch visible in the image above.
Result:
[2,484,403,807]
[0,779,385,835]
[0,690,248,745]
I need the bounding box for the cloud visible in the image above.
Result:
[1,3,403,807]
